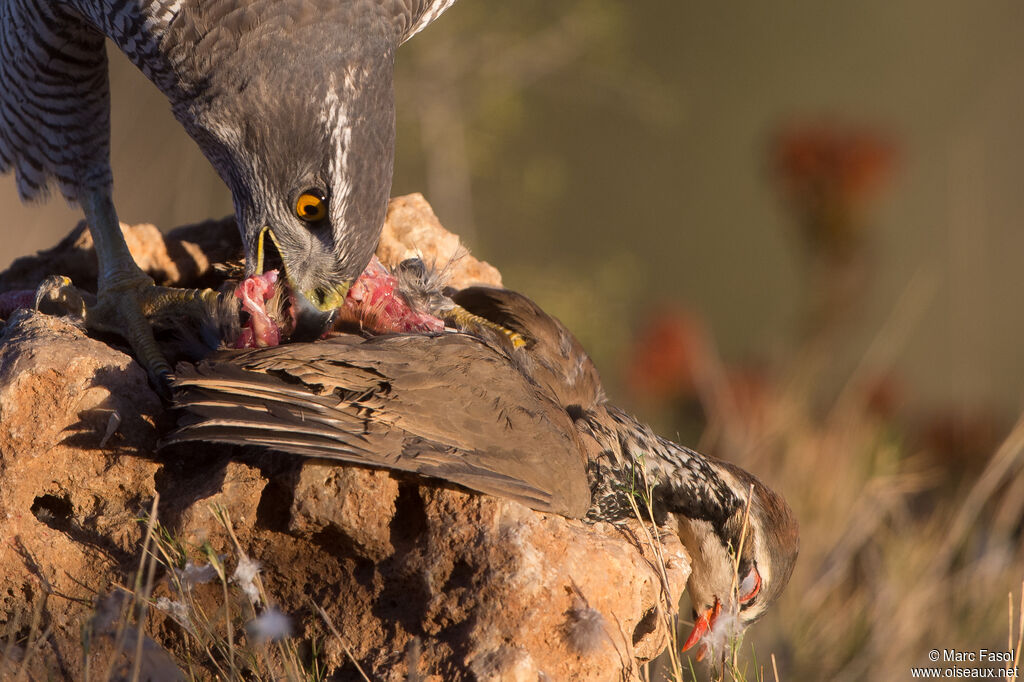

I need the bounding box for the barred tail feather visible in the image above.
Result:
[0,0,112,203]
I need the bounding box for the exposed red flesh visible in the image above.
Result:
[231,257,443,348]
[234,270,281,348]
[342,256,444,334]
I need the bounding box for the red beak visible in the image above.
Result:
[682,598,721,655]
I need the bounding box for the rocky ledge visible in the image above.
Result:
[0,195,688,681]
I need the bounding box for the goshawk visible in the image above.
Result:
[0,0,456,383]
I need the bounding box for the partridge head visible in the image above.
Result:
[665,463,799,660]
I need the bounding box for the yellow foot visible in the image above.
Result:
[392,257,527,348]
[445,304,527,349]
[34,273,218,395]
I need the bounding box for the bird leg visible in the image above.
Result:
[444,305,527,348]
[44,189,219,391]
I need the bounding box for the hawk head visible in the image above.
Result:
[171,1,461,312]
[193,22,398,313]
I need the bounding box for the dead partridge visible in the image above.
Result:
[166,282,799,660]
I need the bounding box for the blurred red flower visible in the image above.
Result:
[771,121,897,258]
[625,306,708,403]
[773,123,895,204]
[864,372,906,420]
[918,408,1004,476]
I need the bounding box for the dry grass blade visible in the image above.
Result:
[935,415,1024,573]
[624,461,685,682]
[12,597,51,682]
[211,505,309,682]
[829,267,936,421]
[2,611,23,677]
[312,601,371,682]
[130,494,161,682]
[1012,581,1024,674]
[731,484,755,598]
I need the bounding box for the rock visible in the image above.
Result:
[0,311,163,675]
[289,465,401,562]
[0,195,687,680]
[378,193,503,289]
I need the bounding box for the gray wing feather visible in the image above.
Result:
[376,0,457,44]
[1,0,453,203]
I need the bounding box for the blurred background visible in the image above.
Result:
[2,2,1023,679]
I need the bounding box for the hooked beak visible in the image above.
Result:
[288,290,335,342]
[256,226,352,312]
[682,598,721,660]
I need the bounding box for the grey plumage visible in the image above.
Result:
[0,1,112,200]
[1,1,456,386]
[167,285,799,650]
[2,0,453,294]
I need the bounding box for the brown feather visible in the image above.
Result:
[170,331,592,518]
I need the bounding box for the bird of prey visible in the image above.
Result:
[0,0,456,384]
[167,283,800,659]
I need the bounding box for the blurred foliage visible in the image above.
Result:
[392,1,684,390]
[394,0,680,239]
[634,119,1022,680]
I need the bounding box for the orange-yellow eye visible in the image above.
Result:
[295,191,327,222]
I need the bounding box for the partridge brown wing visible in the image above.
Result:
[169,332,593,518]
[450,287,606,412]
